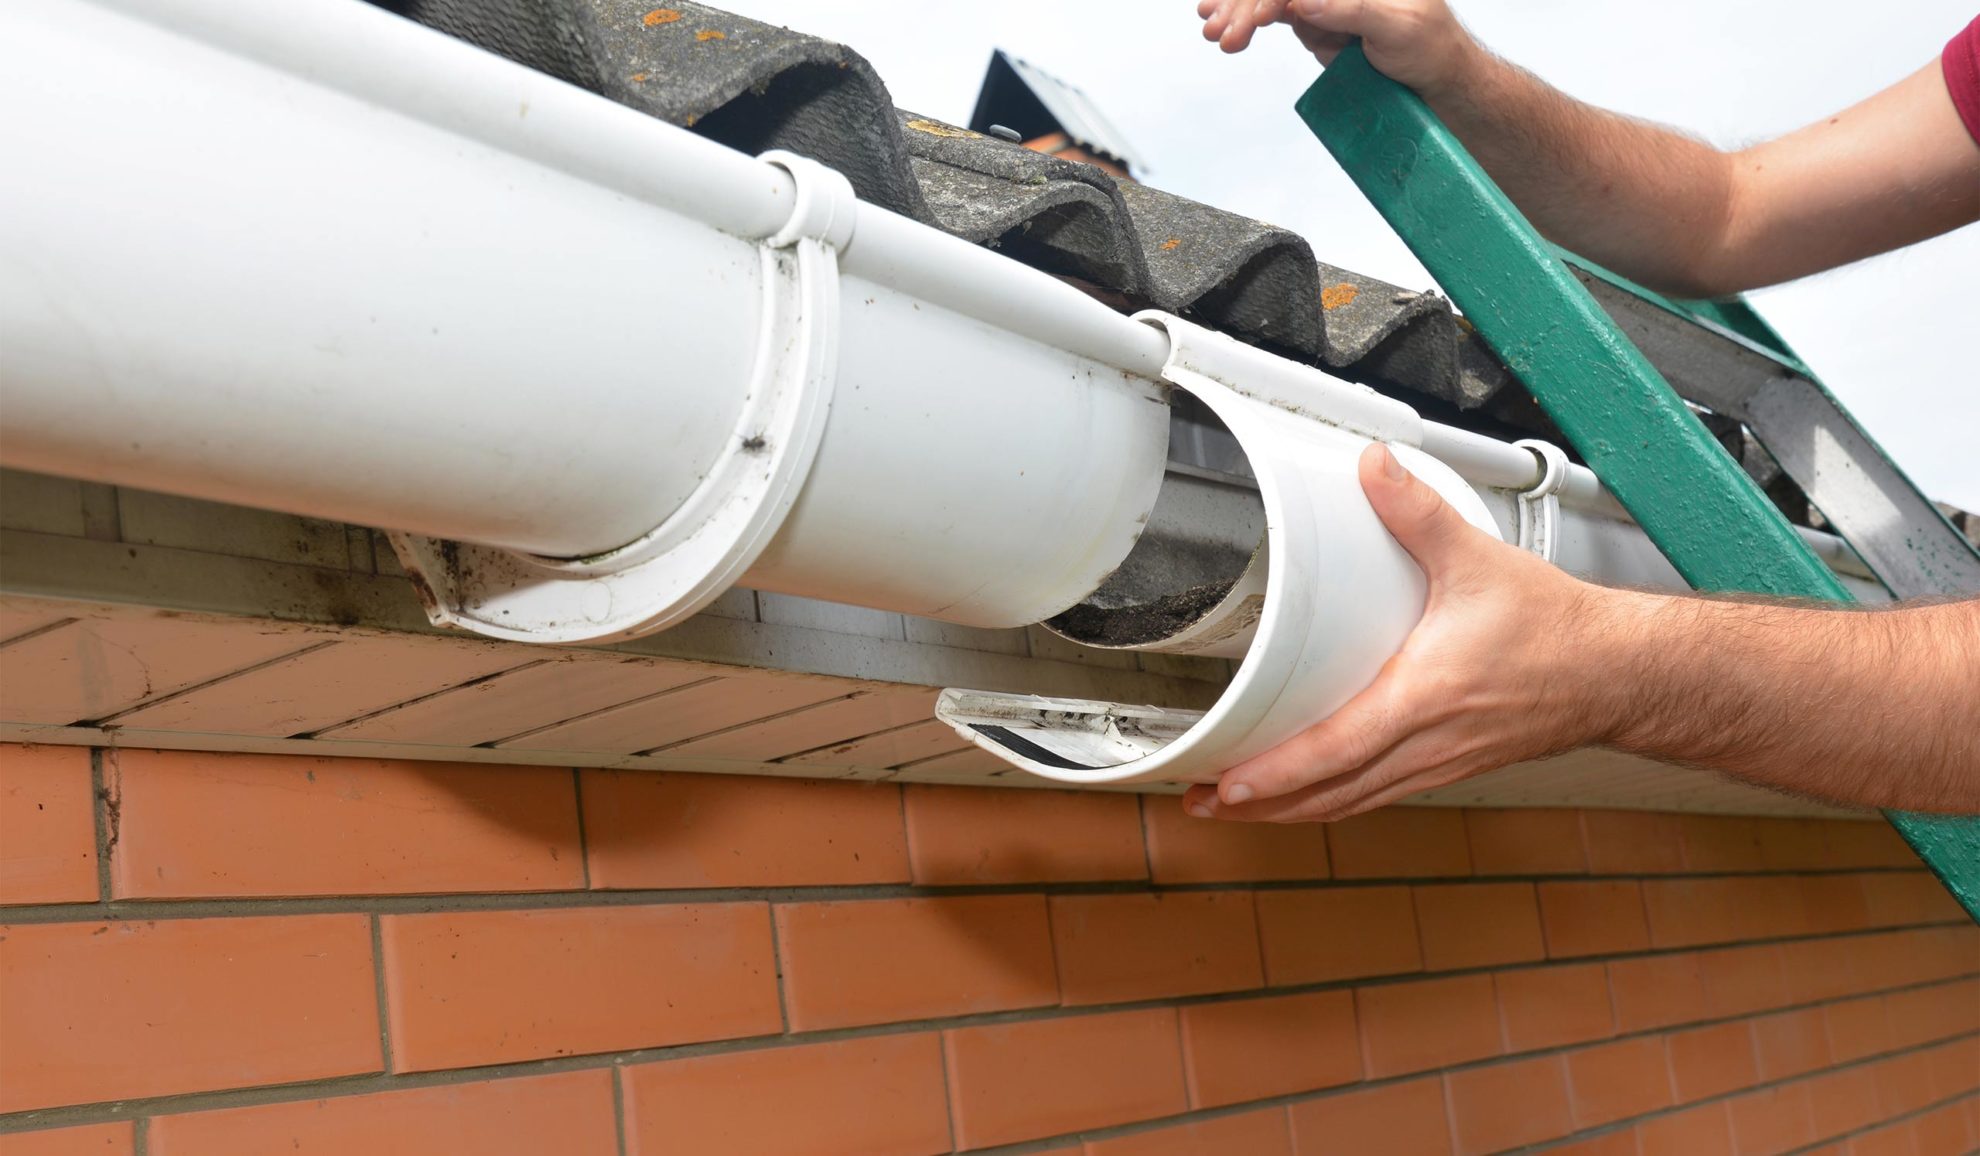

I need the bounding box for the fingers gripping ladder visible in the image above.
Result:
[1296,45,1980,917]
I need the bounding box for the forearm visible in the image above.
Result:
[1418,44,1737,297]
[1588,591,1980,811]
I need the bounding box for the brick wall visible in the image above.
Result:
[1,742,1974,1155]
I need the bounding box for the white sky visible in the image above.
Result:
[726,0,1979,510]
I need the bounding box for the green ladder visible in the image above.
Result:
[1296,46,1980,917]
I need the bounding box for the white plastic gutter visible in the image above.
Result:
[0,0,1882,783]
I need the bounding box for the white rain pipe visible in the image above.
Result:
[0,0,1171,637]
[0,0,1888,783]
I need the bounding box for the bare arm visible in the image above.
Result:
[1199,0,1980,297]
[1184,445,1980,823]
[1600,590,1979,806]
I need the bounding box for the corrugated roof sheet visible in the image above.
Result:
[374,0,1525,419]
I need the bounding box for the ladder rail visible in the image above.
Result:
[1562,254,1980,598]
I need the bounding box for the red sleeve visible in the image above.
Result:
[1946,14,1980,143]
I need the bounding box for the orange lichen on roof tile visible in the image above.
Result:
[1160,238,1181,251]
[696,28,726,41]
[905,118,977,139]
[1320,282,1360,310]
[629,72,650,83]
[642,8,683,26]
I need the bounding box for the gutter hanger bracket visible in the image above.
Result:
[387,152,857,643]
[1512,438,1569,563]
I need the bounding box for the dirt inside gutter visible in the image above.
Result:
[1045,579,1236,648]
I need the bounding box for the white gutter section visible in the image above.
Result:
[0,0,1884,780]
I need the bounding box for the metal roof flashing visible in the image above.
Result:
[968,49,1149,175]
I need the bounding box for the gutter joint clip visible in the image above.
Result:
[1512,438,1569,563]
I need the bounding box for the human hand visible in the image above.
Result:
[1182,442,1627,823]
[1195,0,1479,96]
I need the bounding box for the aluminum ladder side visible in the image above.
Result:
[1296,44,1979,917]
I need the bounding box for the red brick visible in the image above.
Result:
[1750,1007,1833,1080]
[1643,877,1806,949]
[0,1124,131,1156]
[1463,809,1587,875]
[1288,1077,1451,1156]
[901,784,1144,884]
[1609,953,1708,1033]
[380,904,779,1071]
[0,745,96,905]
[1873,1049,1941,1117]
[1798,874,1872,934]
[1640,878,1737,948]
[1638,1102,1736,1156]
[1782,937,1868,1006]
[1327,808,1470,879]
[1886,979,1980,1049]
[1924,1037,1980,1100]
[1446,1055,1573,1155]
[1414,883,1545,970]
[1257,886,1421,985]
[1846,1123,1918,1156]
[1180,990,1360,1108]
[1825,995,1894,1061]
[1837,930,1920,993]
[1698,944,1790,1020]
[775,895,1056,1030]
[581,771,907,887]
[1753,818,1833,871]
[1910,1100,1975,1156]
[1051,891,1262,1005]
[1567,1036,1673,1128]
[1823,821,1921,869]
[1141,797,1327,883]
[1666,1020,1759,1103]
[624,1033,951,1156]
[1357,974,1502,1078]
[1547,1133,1641,1156]
[943,1009,1186,1149]
[1860,873,1966,927]
[1920,926,1980,982]
[1581,811,1686,875]
[108,751,582,898]
[1496,962,1614,1053]
[1540,880,1651,958]
[1087,1108,1293,1156]
[1804,1065,1886,1143]
[1677,816,1767,872]
[0,917,378,1111]
[150,1071,617,1156]
[1726,1083,1815,1156]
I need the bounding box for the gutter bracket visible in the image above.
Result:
[1512,438,1569,563]
[387,151,855,643]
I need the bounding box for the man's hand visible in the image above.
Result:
[1182,443,1618,823]
[1195,0,1478,95]
[1182,445,1980,823]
